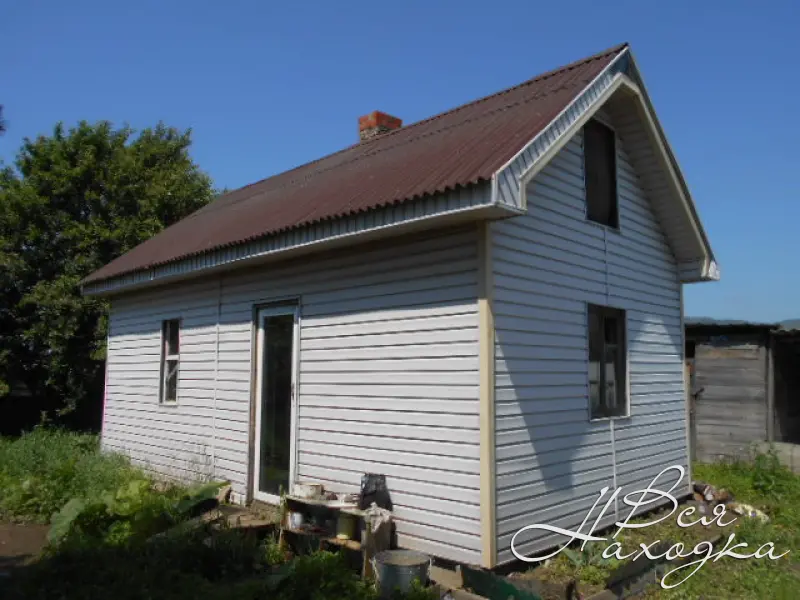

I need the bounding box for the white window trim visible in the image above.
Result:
[582,117,622,233]
[160,318,181,405]
[587,304,631,422]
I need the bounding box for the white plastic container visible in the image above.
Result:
[288,511,305,529]
[292,482,323,499]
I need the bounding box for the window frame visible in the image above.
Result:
[159,318,181,405]
[587,304,629,421]
[583,117,620,230]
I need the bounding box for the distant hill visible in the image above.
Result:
[686,317,754,325]
[686,317,800,329]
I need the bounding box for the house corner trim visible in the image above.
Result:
[477,221,497,568]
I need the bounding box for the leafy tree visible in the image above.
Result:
[0,121,214,428]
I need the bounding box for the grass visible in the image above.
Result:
[526,450,800,599]
[521,503,728,598]
[639,451,800,599]
[523,543,614,597]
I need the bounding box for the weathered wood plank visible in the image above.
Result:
[696,387,765,402]
[696,346,763,360]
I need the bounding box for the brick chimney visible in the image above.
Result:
[358,110,402,141]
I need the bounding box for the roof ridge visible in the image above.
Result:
[199,42,628,213]
[364,42,628,142]
[196,77,597,217]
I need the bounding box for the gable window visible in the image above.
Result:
[588,305,627,419]
[160,319,180,403]
[584,119,619,229]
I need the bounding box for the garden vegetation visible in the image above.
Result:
[0,429,437,599]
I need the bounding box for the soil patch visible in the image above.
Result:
[0,523,49,576]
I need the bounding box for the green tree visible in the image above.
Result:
[0,121,214,428]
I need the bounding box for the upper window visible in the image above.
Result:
[584,119,619,229]
[160,319,180,403]
[588,305,627,419]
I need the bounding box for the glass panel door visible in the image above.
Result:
[253,306,298,503]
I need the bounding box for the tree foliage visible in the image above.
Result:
[0,121,214,427]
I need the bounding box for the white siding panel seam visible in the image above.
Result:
[212,277,221,474]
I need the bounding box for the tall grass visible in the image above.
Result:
[641,450,800,599]
[0,428,142,523]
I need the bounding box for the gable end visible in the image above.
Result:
[492,47,718,283]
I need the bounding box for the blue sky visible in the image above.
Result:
[2,1,798,321]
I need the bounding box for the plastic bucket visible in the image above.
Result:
[372,549,431,598]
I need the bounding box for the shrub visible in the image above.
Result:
[48,479,230,547]
[277,551,376,600]
[0,430,439,599]
[0,528,266,600]
[0,428,141,522]
[1,527,439,600]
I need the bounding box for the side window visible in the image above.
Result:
[588,304,627,419]
[584,119,619,229]
[160,319,180,403]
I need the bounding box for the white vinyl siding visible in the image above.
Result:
[102,227,482,564]
[492,127,686,564]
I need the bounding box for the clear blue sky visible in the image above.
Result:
[2,1,798,321]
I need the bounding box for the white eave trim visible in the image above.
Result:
[82,183,513,296]
[679,258,721,283]
[490,46,719,284]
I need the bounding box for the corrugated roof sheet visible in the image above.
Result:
[84,43,627,285]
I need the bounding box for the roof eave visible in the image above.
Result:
[81,183,516,296]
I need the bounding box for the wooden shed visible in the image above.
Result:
[685,322,800,462]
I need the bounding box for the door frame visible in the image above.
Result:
[251,303,300,504]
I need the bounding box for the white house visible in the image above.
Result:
[82,43,718,568]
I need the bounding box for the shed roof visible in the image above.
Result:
[84,43,627,285]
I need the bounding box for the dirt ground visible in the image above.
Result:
[0,523,49,576]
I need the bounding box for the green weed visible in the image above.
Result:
[1,529,438,600]
[0,429,438,599]
[0,428,141,523]
[639,451,800,598]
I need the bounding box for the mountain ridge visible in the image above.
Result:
[687,317,800,329]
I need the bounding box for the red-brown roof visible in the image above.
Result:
[85,43,627,285]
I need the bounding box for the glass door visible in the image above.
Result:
[253,305,298,503]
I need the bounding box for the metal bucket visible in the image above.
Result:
[372,549,431,598]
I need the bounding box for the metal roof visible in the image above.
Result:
[84,43,627,285]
